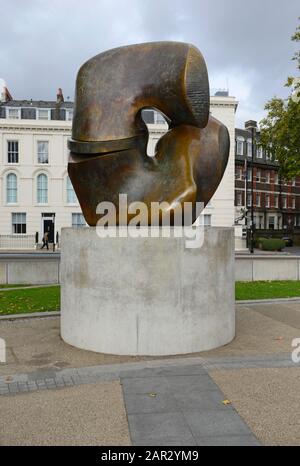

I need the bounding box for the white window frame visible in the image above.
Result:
[72,213,86,228]
[37,108,51,120]
[268,216,275,229]
[66,110,73,121]
[7,140,19,164]
[256,146,263,159]
[247,139,252,157]
[282,196,287,209]
[236,137,244,156]
[265,194,270,208]
[256,193,261,207]
[236,192,243,206]
[12,212,26,234]
[247,168,252,182]
[37,141,49,164]
[6,172,18,204]
[265,171,270,183]
[292,197,296,209]
[37,173,48,204]
[6,107,21,119]
[274,195,279,208]
[203,214,211,226]
[235,167,242,180]
[256,170,261,182]
[66,176,77,204]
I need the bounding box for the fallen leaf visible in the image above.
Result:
[274,336,284,341]
[148,393,157,397]
[222,399,231,405]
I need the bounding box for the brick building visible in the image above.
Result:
[235,124,300,232]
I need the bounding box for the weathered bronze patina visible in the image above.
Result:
[68,41,230,225]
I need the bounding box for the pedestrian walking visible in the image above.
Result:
[41,231,49,250]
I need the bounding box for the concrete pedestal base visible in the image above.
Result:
[60,227,235,356]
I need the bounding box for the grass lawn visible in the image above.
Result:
[0,286,60,315]
[236,280,300,300]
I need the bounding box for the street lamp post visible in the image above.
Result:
[245,120,257,254]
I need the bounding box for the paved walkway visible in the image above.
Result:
[0,301,300,445]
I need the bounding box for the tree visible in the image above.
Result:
[259,18,300,179]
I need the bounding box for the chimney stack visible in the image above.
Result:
[56,88,64,104]
[0,80,12,102]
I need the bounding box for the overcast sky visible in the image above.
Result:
[1,0,299,127]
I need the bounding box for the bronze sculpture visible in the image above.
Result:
[68,42,229,226]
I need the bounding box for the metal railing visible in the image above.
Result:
[0,235,36,250]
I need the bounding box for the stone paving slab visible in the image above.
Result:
[0,353,296,396]
[120,365,260,446]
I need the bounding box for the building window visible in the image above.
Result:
[274,195,279,208]
[282,196,287,209]
[203,214,211,226]
[235,167,242,180]
[6,173,17,203]
[268,216,275,230]
[247,168,252,181]
[247,193,252,206]
[142,109,155,124]
[257,146,263,159]
[37,174,48,203]
[12,213,26,234]
[292,198,296,209]
[37,109,50,120]
[72,213,86,228]
[265,171,270,183]
[256,170,261,182]
[66,110,73,121]
[247,139,252,157]
[236,137,244,155]
[274,173,279,184]
[259,216,264,229]
[265,194,270,208]
[7,140,19,163]
[37,141,49,164]
[236,192,243,206]
[67,176,77,203]
[292,178,296,187]
[256,193,261,207]
[154,111,167,124]
[7,108,20,119]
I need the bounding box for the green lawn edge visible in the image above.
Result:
[0,282,300,316]
[0,286,60,315]
[235,280,300,300]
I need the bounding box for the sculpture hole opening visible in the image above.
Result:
[141,108,169,157]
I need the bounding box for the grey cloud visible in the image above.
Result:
[0,0,299,126]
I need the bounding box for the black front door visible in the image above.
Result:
[43,219,54,243]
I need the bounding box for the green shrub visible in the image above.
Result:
[260,238,285,251]
[255,237,267,248]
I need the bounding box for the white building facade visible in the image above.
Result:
[0,89,237,247]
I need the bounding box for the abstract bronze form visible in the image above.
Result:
[68,42,230,225]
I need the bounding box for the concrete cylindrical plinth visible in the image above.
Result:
[60,227,235,356]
